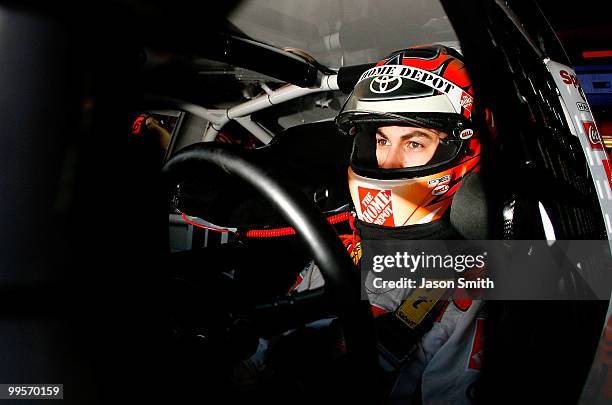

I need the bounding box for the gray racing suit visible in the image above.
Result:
[294,263,485,405]
[235,226,486,405]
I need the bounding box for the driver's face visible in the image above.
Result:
[375,125,448,169]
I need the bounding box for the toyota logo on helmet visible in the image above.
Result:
[370,75,403,94]
[335,44,481,227]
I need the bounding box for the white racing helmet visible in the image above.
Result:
[336,44,481,227]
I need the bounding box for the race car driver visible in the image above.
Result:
[241,44,486,404]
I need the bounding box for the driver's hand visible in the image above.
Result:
[145,115,161,130]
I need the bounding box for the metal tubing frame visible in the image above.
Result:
[201,74,339,143]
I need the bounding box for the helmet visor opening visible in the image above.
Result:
[347,113,469,180]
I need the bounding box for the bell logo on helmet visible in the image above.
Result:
[459,129,474,139]
[432,184,450,196]
[370,75,403,94]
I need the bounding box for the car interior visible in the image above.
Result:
[1,1,611,404]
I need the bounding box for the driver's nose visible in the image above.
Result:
[378,146,406,169]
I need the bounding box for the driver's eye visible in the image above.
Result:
[407,141,423,149]
[376,137,390,147]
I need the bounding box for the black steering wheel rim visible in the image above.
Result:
[162,142,379,397]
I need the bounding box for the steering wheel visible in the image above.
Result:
[162,142,380,399]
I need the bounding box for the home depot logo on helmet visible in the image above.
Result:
[358,187,395,226]
[358,65,473,119]
[359,65,457,94]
